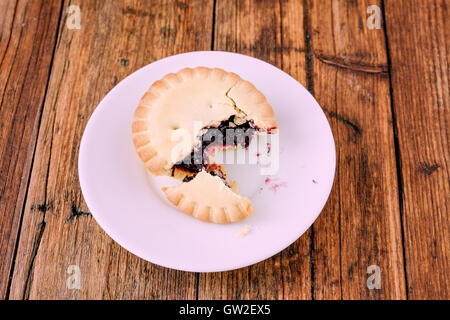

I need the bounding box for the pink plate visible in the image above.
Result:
[79,51,335,272]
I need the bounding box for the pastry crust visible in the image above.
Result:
[227,80,277,130]
[172,164,239,195]
[162,170,253,223]
[132,67,277,176]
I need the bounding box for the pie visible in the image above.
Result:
[132,67,277,223]
[162,170,252,224]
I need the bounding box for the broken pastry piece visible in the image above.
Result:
[132,67,277,223]
[174,164,239,194]
[162,170,252,224]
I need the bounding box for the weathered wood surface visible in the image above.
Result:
[384,0,449,299]
[0,0,448,299]
[8,0,212,299]
[309,0,405,299]
[0,0,62,298]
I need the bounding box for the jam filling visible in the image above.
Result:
[182,175,195,183]
[173,115,257,174]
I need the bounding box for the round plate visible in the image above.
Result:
[79,51,335,272]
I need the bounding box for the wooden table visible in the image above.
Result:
[0,0,448,300]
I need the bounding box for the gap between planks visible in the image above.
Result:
[380,0,409,299]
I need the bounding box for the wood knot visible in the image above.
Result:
[66,204,91,222]
[419,162,440,175]
[31,203,52,212]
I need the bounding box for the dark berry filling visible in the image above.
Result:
[182,175,195,183]
[214,115,256,148]
[173,115,257,174]
[209,170,231,187]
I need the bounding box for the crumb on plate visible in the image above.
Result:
[237,225,251,238]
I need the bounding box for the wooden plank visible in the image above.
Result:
[9,0,213,299]
[309,0,406,299]
[198,0,312,299]
[384,0,449,299]
[0,0,62,298]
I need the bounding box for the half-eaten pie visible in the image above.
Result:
[132,67,277,223]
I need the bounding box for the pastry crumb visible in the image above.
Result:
[237,225,251,238]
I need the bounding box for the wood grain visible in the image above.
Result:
[0,0,62,299]
[384,0,449,299]
[309,0,406,299]
[2,0,448,300]
[198,0,312,300]
[9,0,213,299]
